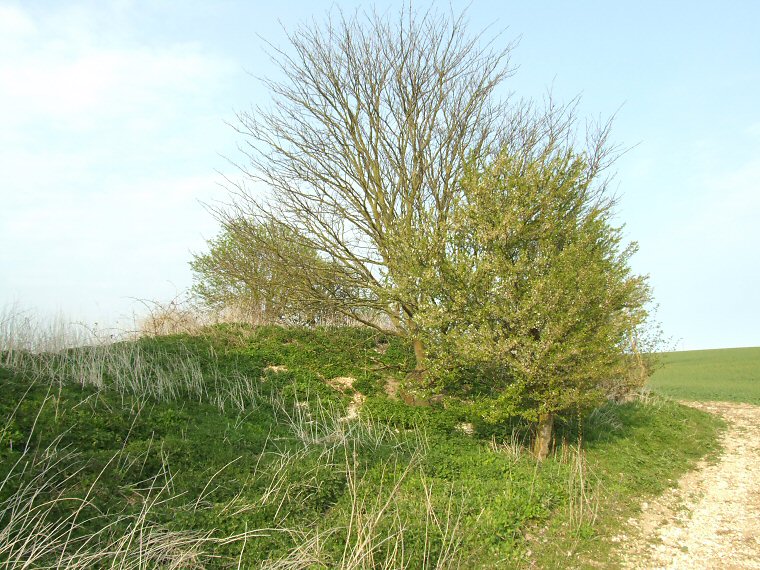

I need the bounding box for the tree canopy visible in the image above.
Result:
[194,4,654,457]
[418,148,651,458]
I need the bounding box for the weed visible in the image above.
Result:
[0,309,724,568]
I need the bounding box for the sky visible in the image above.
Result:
[1,0,758,350]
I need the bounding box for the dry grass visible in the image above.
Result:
[134,294,372,338]
[262,449,467,570]
[134,295,257,338]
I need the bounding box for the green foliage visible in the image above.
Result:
[0,326,724,568]
[420,149,652,427]
[362,397,461,434]
[647,347,760,404]
[191,219,335,324]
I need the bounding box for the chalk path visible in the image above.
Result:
[616,401,760,569]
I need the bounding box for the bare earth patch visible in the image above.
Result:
[326,376,356,393]
[325,376,366,421]
[617,401,760,569]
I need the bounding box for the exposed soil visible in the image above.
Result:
[324,376,366,421]
[616,401,760,569]
[263,364,289,373]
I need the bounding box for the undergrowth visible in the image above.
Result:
[0,312,723,568]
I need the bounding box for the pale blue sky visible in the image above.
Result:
[1,1,758,349]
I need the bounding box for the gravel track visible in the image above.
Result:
[617,401,760,569]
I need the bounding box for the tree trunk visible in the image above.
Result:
[412,337,426,374]
[533,412,554,461]
[398,337,434,406]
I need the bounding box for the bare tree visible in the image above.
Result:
[216,5,516,372]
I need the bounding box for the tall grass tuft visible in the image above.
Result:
[0,306,255,413]
[262,448,466,570]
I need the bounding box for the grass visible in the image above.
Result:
[532,392,724,567]
[0,311,724,568]
[647,347,760,404]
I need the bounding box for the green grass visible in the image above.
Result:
[533,392,724,568]
[0,323,724,568]
[647,347,760,404]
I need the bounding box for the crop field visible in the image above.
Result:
[648,347,760,404]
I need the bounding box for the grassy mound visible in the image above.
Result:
[648,347,760,404]
[0,325,723,568]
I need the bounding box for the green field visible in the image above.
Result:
[648,347,760,404]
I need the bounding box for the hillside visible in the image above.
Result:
[0,324,723,568]
[648,347,760,404]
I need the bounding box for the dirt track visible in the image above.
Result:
[617,401,760,569]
